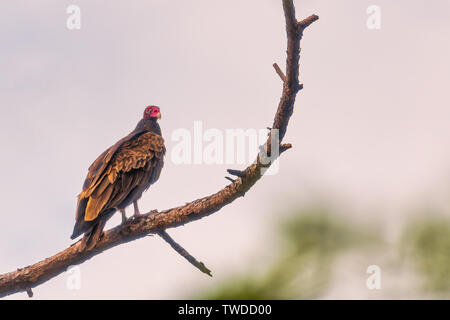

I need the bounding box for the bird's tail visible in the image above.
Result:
[71,208,115,251]
[71,219,93,240]
[78,218,108,251]
[71,197,91,240]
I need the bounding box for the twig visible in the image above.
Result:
[226,169,245,178]
[298,14,319,30]
[280,143,293,154]
[0,0,318,298]
[273,63,286,82]
[25,287,33,298]
[157,230,212,277]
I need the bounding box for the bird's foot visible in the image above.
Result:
[133,212,142,219]
[133,201,142,219]
[120,209,127,224]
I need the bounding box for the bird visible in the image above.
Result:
[71,105,165,250]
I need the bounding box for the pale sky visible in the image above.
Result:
[1,0,450,299]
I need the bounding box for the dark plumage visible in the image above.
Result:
[71,106,165,250]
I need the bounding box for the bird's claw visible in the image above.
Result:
[132,212,142,220]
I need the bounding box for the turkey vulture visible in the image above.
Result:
[71,105,165,250]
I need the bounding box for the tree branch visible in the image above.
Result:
[0,0,318,298]
[158,230,212,277]
[273,63,286,82]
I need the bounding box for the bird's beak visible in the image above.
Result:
[157,112,162,120]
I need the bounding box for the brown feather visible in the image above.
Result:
[76,132,165,223]
[85,184,114,221]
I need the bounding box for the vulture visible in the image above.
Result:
[71,105,165,250]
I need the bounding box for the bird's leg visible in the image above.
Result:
[133,201,142,218]
[120,209,127,223]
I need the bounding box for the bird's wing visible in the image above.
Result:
[76,132,165,222]
[81,131,141,193]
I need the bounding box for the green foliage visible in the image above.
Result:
[194,206,378,299]
[402,215,450,295]
[189,203,450,299]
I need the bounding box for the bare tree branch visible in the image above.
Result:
[226,169,245,178]
[273,63,286,82]
[224,176,235,183]
[0,0,318,298]
[158,231,212,277]
[298,14,320,30]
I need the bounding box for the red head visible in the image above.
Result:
[143,105,161,120]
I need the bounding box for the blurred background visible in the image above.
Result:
[1,0,450,299]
